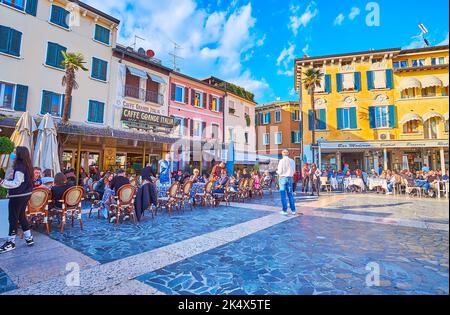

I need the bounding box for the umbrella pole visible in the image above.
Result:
[76,136,82,185]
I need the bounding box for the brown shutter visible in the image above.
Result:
[190,119,194,137]
[202,122,207,138]
[203,93,208,109]
[209,95,213,111]
[170,83,176,101]
[220,97,225,113]
[191,90,196,106]
[184,87,189,104]
[184,118,189,136]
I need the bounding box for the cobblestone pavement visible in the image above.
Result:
[1,193,448,295]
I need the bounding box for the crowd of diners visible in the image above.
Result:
[297,162,449,197]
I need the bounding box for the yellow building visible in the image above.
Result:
[294,45,449,173]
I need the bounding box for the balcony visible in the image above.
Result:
[124,85,164,105]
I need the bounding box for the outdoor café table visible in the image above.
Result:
[344,178,366,192]
[367,178,388,191]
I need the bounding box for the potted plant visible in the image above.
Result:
[0,136,14,238]
[245,114,251,127]
[229,107,236,115]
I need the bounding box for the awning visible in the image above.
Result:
[444,113,449,121]
[400,113,422,124]
[148,73,167,85]
[441,76,449,87]
[420,75,442,88]
[127,66,148,79]
[399,77,421,91]
[423,111,444,122]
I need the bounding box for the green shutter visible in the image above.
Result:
[349,107,357,129]
[388,105,397,128]
[25,0,38,16]
[336,73,343,92]
[14,85,28,111]
[46,42,57,66]
[386,69,394,89]
[336,108,344,130]
[354,72,361,91]
[41,90,52,114]
[367,71,374,90]
[319,109,326,130]
[308,110,313,130]
[0,26,10,53]
[325,75,331,93]
[369,106,376,129]
[57,44,67,68]
[8,29,22,56]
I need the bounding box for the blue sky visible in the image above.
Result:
[85,0,449,104]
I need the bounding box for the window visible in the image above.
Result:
[292,110,300,121]
[45,42,66,69]
[291,131,301,144]
[229,101,236,114]
[424,118,439,139]
[338,107,357,130]
[393,60,409,69]
[422,86,436,97]
[261,112,271,124]
[212,124,219,139]
[403,121,419,134]
[373,70,386,89]
[173,117,184,136]
[412,59,425,67]
[275,132,282,145]
[2,0,25,11]
[41,90,64,116]
[244,132,249,144]
[0,82,14,110]
[0,25,22,57]
[443,86,449,96]
[342,73,355,91]
[94,24,111,45]
[445,119,449,133]
[91,57,108,81]
[275,110,281,123]
[194,91,203,108]
[50,5,70,29]
[228,128,234,142]
[175,85,184,103]
[193,120,203,137]
[401,88,416,99]
[431,57,446,65]
[88,100,104,123]
[263,133,270,146]
[308,109,326,130]
[210,96,220,112]
[374,106,389,128]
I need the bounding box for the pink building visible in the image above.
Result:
[169,72,225,172]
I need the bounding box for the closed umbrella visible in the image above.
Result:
[33,113,61,175]
[0,111,37,169]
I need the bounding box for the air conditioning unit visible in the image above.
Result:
[378,132,391,141]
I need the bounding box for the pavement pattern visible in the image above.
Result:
[0,192,448,295]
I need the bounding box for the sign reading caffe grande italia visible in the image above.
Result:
[121,108,175,130]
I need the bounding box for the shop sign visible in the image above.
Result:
[320,140,449,150]
[121,108,175,130]
[122,100,163,115]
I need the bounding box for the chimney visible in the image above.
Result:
[303,54,310,58]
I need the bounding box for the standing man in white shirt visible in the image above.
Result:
[277,149,297,216]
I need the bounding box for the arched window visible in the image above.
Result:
[403,121,420,134]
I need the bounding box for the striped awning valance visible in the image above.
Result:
[399,77,421,91]
[421,75,443,89]
[400,113,422,124]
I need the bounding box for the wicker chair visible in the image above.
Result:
[239,178,250,201]
[156,182,180,215]
[26,188,51,234]
[87,181,101,219]
[194,180,215,207]
[53,186,85,233]
[178,180,194,211]
[405,181,423,197]
[213,179,230,207]
[109,184,137,224]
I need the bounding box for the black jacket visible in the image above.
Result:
[134,182,158,221]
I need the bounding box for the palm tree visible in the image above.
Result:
[61,51,88,124]
[302,68,324,163]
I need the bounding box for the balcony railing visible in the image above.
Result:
[125,85,164,105]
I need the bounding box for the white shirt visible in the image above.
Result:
[277,157,296,178]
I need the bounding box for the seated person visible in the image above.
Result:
[109,169,130,194]
[190,169,205,183]
[443,170,449,181]
[33,167,42,188]
[228,176,239,192]
[40,169,54,188]
[262,170,272,187]
[95,172,112,199]
[51,173,74,209]
[213,170,229,194]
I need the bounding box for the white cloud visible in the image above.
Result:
[349,7,360,20]
[256,34,266,47]
[334,13,345,26]
[228,70,270,100]
[302,44,309,55]
[288,1,318,36]
[276,43,296,77]
[82,0,268,100]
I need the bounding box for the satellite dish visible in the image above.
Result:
[138,47,146,55]
[146,50,155,58]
